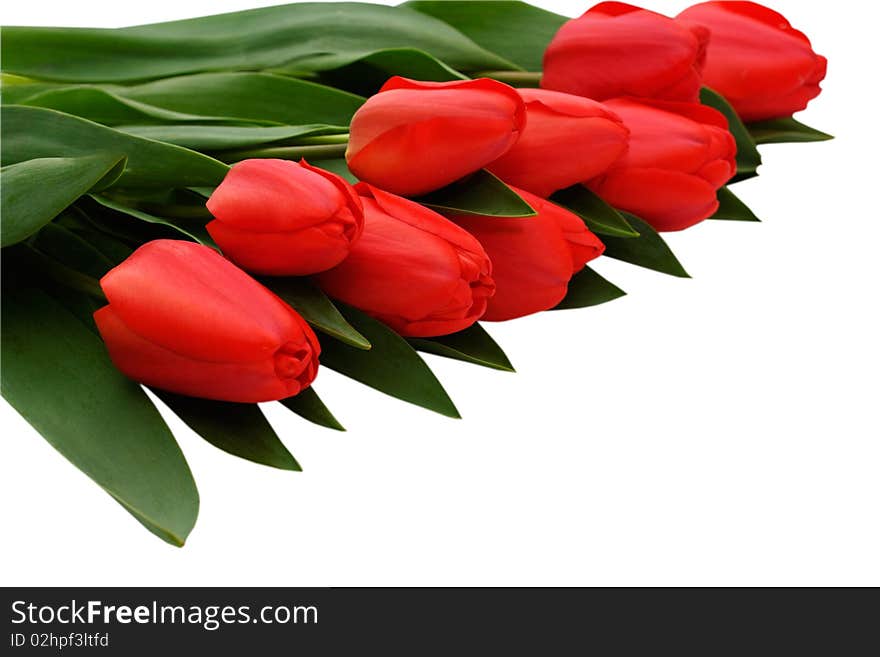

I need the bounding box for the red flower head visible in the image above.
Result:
[94,240,320,403]
[207,158,363,276]
[346,76,526,196]
[541,2,709,103]
[586,98,737,232]
[488,88,629,198]
[316,184,495,337]
[677,1,827,121]
[450,188,605,321]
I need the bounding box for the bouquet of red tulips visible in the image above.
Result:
[1,1,830,545]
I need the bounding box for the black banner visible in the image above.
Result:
[1,587,874,653]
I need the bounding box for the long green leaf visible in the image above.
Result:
[280,387,345,432]
[409,323,514,372]
[320,303,460,418]
[119,124,347,151]
[265,277,371,350]
[602,213,690,278]
[117,73,364,127]
[315,47,467,96]
[153,391,301,471]
[552,266,626,310]
[19,86,261,126]
[746,116,834,145]
[700,87,762,181]
[85,194,215,247]
[552,186,639,238]
[1,3,512,82]
[1,286,199,546]
[1,152,126,247]
[406,0,565,71]
[1,106,229,188]
[417,170,535,218]
[711,187,761,222]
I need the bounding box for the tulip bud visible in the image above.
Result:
[316,184,495,337]
[206,159,364,276]
[677,1,827,121]
[346,76,526,196]
[487,88,629,198]
[450,188,604,321]
[542,2,709,103]
[94,240,320,403]
[586,98,737,232]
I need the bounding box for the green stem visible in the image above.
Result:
[471,70,543,87]
[294,133,350,146]
[218,143,348,163]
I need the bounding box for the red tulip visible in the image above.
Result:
[677,2,827,121]
[346,76,526,196]
[586,98,737,232]
[542,2,709,103]
[487,89,629,198]
[450,188,605,321]
[206,158,363,276]
[94,240,320,403]
[316,184,495,337]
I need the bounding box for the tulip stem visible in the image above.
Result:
[217,143,348,163]
[471,70,543,87]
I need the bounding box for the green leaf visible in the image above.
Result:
[55,207,135,265]
[264,277,371,350]
[710,187,761,222]
[746,116,834,145]
[85,194,215,247]
[119,124,347,151]
[153,390,301,471]
[406,0,566,71]
[279,387,345,432]
[409,323,514,372]
[117,73,364,127]
[19,86,260,127]
[314,47,467,96]
[602,213,690,278]
[700,87,762,181]
[29,222,114,280]
[0,153,126,248]
[1,286,199,546]
[552,266,626,310]
[417,169,536,218]
[551,186,640,238]
[320,303,459,418]
[1,106,229,188]
[1,3,512,82]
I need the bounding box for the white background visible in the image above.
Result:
[2,0,877,586]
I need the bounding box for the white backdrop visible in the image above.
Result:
[2,0,877,587]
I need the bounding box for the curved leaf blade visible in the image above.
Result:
[320,303,460,418]
[85,194,215,247]
[265,277,371,350]
[118,73,364,127]
[406,0,565,71]
[746,116,834,145]
[552,186,639,238]
[153,391,301,471]
[417,170,535,218]
[710,187,761,222]
[1,286,199,546]
[119,124,347,151]
[552,266,626,310]
[602,213,690,278]
[409,323,514,372]
[280,387,345,432]
[1,153,126,247]
[1,106,229,188]
[1,3,512,82]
